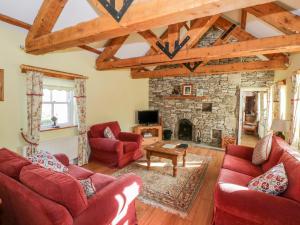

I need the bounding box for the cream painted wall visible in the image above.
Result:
[275,53,300,120]
[0,24,149,153]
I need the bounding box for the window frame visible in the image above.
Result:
[41,86,77,129]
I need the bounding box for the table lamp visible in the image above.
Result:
[271,119,290,140]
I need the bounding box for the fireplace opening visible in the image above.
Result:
[178,119,193,141]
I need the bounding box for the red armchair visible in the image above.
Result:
[88,121,143,168]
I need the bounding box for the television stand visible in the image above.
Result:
[133,124,162,146]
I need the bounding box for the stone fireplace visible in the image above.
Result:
[149,27,274,146]
[178,119,193,141]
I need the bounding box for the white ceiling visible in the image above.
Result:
[0,0,300,59]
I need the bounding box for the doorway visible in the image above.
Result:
[237,88,268,147]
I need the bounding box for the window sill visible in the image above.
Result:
[41,125,77,132]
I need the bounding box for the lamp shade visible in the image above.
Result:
[271,119,290,132]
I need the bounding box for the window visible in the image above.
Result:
[41,86,77,128]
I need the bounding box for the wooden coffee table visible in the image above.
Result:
[144,142,189,177]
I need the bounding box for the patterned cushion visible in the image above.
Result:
[79,178,96,198]
[252,133,273,165]
[29,151,68,173]
[104,127,116,139]
[248,163,288,195]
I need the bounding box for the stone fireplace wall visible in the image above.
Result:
[149,72,274,144]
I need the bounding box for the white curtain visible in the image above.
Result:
[75,79,88,166]
[290,73,300,150]
[267,86,273,132]
[24,71,43,157]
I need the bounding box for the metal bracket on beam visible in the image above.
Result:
[183,61,202,72]
[156,36,190,59]
[220,24,237,40]
[98,0,134,22]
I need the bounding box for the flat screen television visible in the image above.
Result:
[138,110,159,125]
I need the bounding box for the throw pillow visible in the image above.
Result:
[248,163,288,195]
[29,151,68,173]
[79,178,96,198]
[252,133,273,165]
[104,127,116,139]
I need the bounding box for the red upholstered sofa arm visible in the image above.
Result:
[215,183,300,225]
[226,144,254,161]
[75,173,142,225]
[89,138,123,153]
[118,132,142,144]
[54,153,70,166]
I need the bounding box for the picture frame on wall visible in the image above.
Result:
[196,88,204,97]
[0,69,3,101]
[182,84,192,96]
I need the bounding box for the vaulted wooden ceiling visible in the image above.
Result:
[1,0,300,79]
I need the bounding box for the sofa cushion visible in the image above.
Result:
[20,164,88,217]
[218,169,254,187]
[123,142,138,153]
[90,173,116,191]
[248,163,288,196]
[223,155,263,177]
[29,151,68,173]
[67,164,94,179]
[0,148,31,179]
[279,151,300,202]
[79,178,96,198]
[262,137,285,172]
[252,133,272,165]
[104,127,116,140]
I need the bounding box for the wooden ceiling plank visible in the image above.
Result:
[245,2,300,34]
[96,35,129,63]
[131,59,287,79]
[96,33,299,70]
[26,0,68,42]
[26,0,275,54]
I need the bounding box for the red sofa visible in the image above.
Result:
[213,136,300,225]
[0,148,142,225]
[88,121,143,168]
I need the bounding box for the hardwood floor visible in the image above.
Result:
[84,147,225,225]
[241,134,259,147]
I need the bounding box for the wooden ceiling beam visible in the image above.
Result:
[241,9,247,30]
[96,35,129,63]
[96,33,299,70]
[245,3,300,34]
[138,30,162,53]
[168,24,180,52]
[214,17,288,62]
[185,15,221,49]
[25,0,275,54]
[0,13,31,30]
[26,0,68,42]
[0,13,105,56]
[131,59,287,79]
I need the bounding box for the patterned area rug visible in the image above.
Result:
[112,153,211,217]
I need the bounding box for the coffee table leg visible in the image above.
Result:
[146,151,151,170]
[183,150,186,167]
[172,157,178,177]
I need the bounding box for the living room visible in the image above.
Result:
[0,1,300,225]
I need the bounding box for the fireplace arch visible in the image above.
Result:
[177,119,193,141]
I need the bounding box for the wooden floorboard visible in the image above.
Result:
[84,147,225,225]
